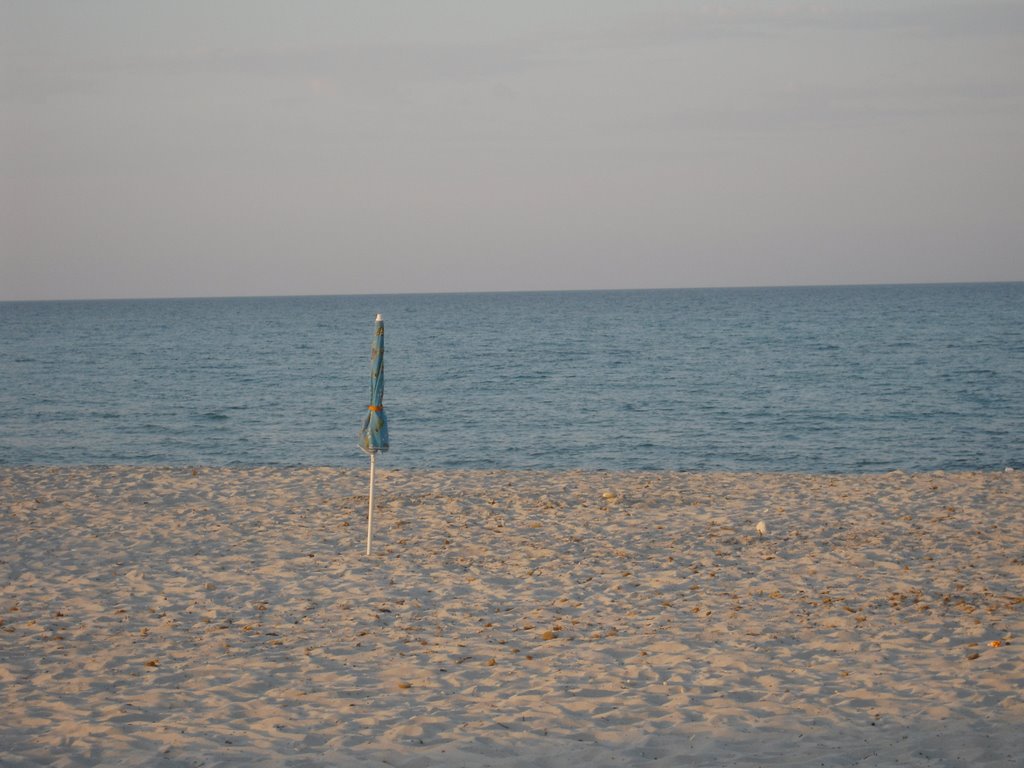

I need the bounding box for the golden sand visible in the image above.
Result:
[2,466,1021,766]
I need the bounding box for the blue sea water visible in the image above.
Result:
[1,283,1021,472]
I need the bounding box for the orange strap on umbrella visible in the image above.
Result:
[367,405,383,412]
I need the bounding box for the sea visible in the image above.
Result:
[1,283,1021,473]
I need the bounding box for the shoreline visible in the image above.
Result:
[2,466,1022,766]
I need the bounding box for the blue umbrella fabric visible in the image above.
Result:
[358,313,388,555]
[358,313,389,454]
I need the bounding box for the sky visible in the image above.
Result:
[2,1,1023,301]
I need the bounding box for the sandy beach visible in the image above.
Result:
[1,466,1021,767]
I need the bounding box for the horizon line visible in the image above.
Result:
[2,278,1022,304]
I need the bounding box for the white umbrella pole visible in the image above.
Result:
[366,452,376,556]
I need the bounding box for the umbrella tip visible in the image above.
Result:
[375,313,383,322]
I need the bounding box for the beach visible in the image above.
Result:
[1,466,1021,767]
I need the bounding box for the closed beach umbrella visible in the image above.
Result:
[358,313,389,555]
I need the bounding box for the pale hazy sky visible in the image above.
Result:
[2,1,1022,300]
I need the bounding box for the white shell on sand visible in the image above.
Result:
[755,519,768,536]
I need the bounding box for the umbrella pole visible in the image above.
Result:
[366,452,376,556]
